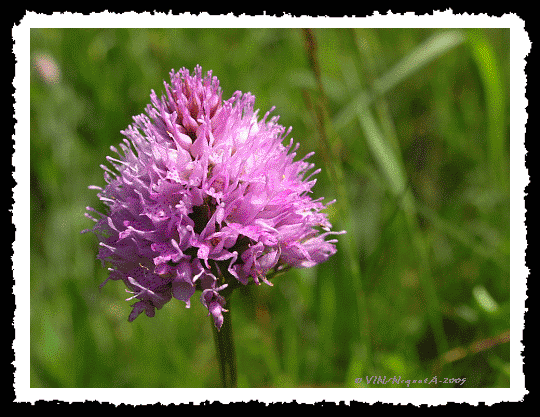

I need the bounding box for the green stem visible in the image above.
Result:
[211,295,237,388]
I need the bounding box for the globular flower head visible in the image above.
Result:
[83,66,344,330]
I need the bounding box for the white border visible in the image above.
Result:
[14,12,529,405]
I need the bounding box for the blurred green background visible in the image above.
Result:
[30,27,510,388]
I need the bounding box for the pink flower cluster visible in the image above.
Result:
[84,66,343,329]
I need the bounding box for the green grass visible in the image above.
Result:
[30,27,510,388]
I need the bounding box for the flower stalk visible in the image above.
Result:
[211,293,237,388]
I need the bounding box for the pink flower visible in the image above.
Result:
[83,66,344,329]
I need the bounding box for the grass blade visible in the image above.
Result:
[334,30,465,131]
